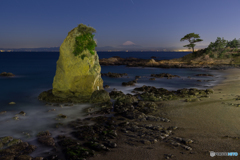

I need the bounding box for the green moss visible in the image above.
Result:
[73,24,97,59]
[66,146,92,159]
[7,139,22,147]
[0,136,13,144]
[0,142,3,149]
[81,54,87,60]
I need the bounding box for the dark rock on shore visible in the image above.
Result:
[133,85,213,102]
[39,89,111,104]
[38,89,90,103]
[110,91,138,104]
[101,72,128,78]
[195,74,214,76]
[37,131,55,147]
[58,136,95,160]
[122,80,137,86]
[89,90,111,104]
[0,72,15,77]
[0,140,37,159]
[150,73,180,78]
[99,56,239,68]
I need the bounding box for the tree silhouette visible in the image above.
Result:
[180,33,203,52]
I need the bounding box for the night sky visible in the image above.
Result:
[1,0,239,51]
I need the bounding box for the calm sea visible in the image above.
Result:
[0,51,225,157]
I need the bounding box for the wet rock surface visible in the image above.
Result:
[2,86,208,159]
[122,80,137,86]
[195,74,214,76]
[99,56,239,68]
[133,85,213,101]
[150,73,180,78]
[0,139,37,159]
[101,72,128,78]
[37,131,55,147]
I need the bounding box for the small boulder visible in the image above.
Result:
[18,111,26,116]
[37,131,55,147]
[89,90,111,103]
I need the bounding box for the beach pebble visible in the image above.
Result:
[141,140,151,145]
[13,116,19,120]
[105,141,117,148]
[164,154,174,159]
[48,109,56,112]
[57,114,67,119]
[168,126,178,130]
[181,144,192,150]
[150,139,158,144]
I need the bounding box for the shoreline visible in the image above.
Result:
[0,68,239,159]
[88,68,240,160]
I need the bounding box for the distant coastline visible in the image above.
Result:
[0,47,197,52]
[0,50,192,53]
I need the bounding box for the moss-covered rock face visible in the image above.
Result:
[51,24,103,101]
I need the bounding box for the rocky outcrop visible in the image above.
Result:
[101,72,128,78]
[150,73,180,78]
[0,72,15,77]
[99,56,238,68]
[39,24,103,103]
[195,74,214,76]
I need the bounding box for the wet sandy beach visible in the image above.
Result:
[89,68,240,160]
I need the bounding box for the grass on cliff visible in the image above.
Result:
[181,48,240,62]
[180,47,240,64]
[73,24,97,60]
[179,37,240,64]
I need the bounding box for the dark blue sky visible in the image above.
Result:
[1,0,239,50]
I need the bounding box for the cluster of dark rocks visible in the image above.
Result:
[99,56,237,68]
[150,73,180,79]
[122,76,141,86]
[122,80,137,86]
[0,136,40,160]
[132,85,214,102]
[101,72,128,78]
[57,116,118,160]
[0,85,213,159]
[195,74,214,77]
[0,72,15,77]
[37,131,55,147]
[99,56,148,66]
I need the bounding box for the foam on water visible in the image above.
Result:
[0,52,226,158]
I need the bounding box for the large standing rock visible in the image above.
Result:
[52,25,103,100]
[39,24,103,103]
